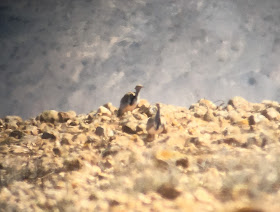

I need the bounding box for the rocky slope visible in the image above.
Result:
[1,97,280,212]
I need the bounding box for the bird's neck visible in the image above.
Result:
[135,89,140,97]
[155,107,161,129]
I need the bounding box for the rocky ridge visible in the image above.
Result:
[1,97,280,211]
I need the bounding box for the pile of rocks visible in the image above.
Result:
[1,97,280,211]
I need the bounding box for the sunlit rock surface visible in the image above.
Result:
[1,98,280,211]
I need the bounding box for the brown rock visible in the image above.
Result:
[9,130,24,139]
[39,110,59,123]
[175,158,189,168]
[58,111,76,122]
[204,110,215,122]
[60,133,73,145]
[95,126,105,136]
[41,129,58,140]
[157,183,181,200]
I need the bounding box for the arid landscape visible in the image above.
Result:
[1,97,280,211]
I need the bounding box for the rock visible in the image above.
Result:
[23,125,38,135]
[9,130,24,139]
[175,158,189,168]
[204,110,215,122]
[95,126,105,136]
[41,129,57,140]
[198,99,217,110]
[155,149,185,162]
[228,96,252,112]
[103,102,117,113]
[97,106,112,116]
[228,110,243,123]
[261,107,280,120]
[157,183,181,200]
[248,114,267,125]
[39,110,59,123]
[193,106,207,118]
[60,133,73,145]
[194,188,216,204]
[63,158,81,171]
[58,111,76,122]
[4,116,22,123]
[122,122,138,134]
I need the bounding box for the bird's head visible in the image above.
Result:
[135,84,143,92]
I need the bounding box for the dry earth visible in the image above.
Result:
[1,97,280,212]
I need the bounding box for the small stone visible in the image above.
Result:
[228,110,242,123]
[63,158,81,171]
[103,102,117,113]
[9,130,24,139]
[41,130,57,140]
[122,122,138,134]
[261,107,280,120]
[228,96,252,111]
[175,158,189,168]
[73,133,88,144]
[194,188,216,203]
[157,183,181,200]
[97,106,112,116]
[24,125,38,135]
[248,114,267,125]
[204,110,215,122]
[53,147,61,156]
[60,133,73,145]
[194,106,207,118]
[95,126,105,136]
[4,116,22,123]
[58,111,76,122]
[39,110,59,123]
[198,99,217,110]
[155,149,185,162]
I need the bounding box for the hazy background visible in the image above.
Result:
[1,0,280,119]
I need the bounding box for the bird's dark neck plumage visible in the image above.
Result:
[155,106,161,130]
[130,88,141,105]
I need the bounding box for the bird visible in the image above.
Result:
[146,103,166,140]
[117,84,143,117]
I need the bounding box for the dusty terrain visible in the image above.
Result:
[1,97,280,212]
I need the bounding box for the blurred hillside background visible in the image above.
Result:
[1,0,280,119]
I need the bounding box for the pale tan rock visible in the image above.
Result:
[103,102,117,113]
[228,96,252,112]
[97,106,112,116]
[4,116,22,123]
[228,110,243,123]
[23,125,38,135]
[198,99,217,110]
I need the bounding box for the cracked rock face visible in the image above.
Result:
[1,97,280,211]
